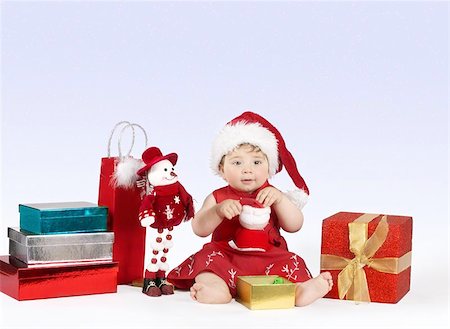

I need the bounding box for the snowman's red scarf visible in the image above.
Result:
[151,181,182,196]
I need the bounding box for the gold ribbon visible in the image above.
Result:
[321,214,412,302]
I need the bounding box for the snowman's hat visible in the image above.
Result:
[137,147,178,176]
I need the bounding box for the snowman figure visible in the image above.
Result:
[228,198,272,252]
[137,146,194,297]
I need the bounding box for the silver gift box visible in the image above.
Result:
[8,227,114,265]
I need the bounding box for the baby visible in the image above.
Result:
[167,112,332,306]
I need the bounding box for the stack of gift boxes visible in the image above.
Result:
[1,201,413,305]
[0,202,118,300]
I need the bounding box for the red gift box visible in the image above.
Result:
[320,212,412,303]
[0,256,118,300]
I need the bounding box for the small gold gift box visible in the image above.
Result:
[236,275,296,310]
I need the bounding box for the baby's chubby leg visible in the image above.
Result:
[190,272,232,304]
[295,272,333,307]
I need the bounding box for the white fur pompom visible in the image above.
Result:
[285,189,309,210]
[158,262,169,271]
[147,263,159,272]
[164,240,174,249]
[113,156,143,188]
[150,239,165,251]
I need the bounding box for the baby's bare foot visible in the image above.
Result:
[189,281,232,304]
[295,272,333,307]
[190,282,203,301]
[320,272,333,291]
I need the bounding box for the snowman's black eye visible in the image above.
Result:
[172,167,175,171]
[164,168,168,172]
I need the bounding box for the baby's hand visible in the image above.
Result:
[256,187,283,207]
[216,199,242,220]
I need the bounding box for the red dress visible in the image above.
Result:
[167,182,312,297]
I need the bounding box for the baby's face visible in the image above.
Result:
[220,145,269,193]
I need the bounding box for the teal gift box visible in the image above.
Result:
[19,202,108,234]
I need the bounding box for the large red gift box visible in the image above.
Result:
[320,212,412,303]
[0,256,118,300]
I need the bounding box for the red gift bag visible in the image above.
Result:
[98,122,148,285]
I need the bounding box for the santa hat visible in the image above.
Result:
[210,111,309,209]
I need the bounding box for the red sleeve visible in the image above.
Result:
[138,194,155,220]
[178,183,194,220]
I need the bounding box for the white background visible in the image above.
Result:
[0,1,448,328]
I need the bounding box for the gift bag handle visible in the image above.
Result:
[118,123,149,158]
[107,121,134,157]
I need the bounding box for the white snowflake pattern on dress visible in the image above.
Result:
[281,255,300,281]
[228,269,237,289]
[205,251,224,267]
[265,263,274,275]
[187,255,195,276]
[173,266,182,277]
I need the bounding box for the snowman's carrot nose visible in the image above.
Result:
[170,172,177,177]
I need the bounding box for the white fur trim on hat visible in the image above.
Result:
[210,121,279,176]
[285,189,309,210]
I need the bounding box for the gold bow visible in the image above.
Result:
[321,214,412,302]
